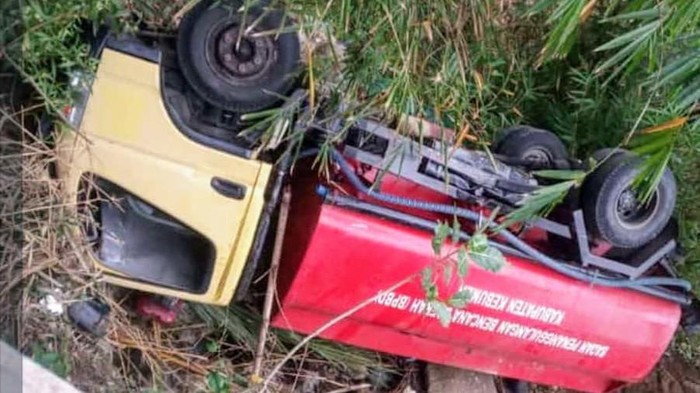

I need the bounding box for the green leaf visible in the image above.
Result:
[595,20,661,52]
[36,352,60,363]
[207,372,231,393]
[602,7,661,22]
[205,340,219,354]
[630,131,675,156]
[232,373,250,388]
[421,267,433,292]
[430,301,452,327]
[594,20,661,75]
[469,233,489,254]
[432,220,451,255]
[528,0,559,16]
[32,344,70,379]
[425,284,438,302]
[469,246,506,272]
[448,290,471,308]
[501,180,577,227]
[451,216,461,244]
[443,263,453,285]
[533,169,586,181]
[538,0,587,62]
[678,78,700,109]
[457,246,469,278]
[653,51,700,88]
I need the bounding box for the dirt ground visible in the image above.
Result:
[624,354,700,393]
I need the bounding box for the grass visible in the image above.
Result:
[1,0,700,390]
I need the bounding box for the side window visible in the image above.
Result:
[78,174,215,294]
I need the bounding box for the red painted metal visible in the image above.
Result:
[272,167,681,393]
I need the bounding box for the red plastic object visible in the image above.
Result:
[272,170,681,393]
[136,295,183,325]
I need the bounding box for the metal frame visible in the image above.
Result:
[342,119,537,206]
[338,118,678,279]
[572,210,676,279]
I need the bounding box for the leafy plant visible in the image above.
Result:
[204,339,220,354]
[531,0,700,197]
[31,343,71,378]
[206,371,231,393]
[501,179,581,228]
[19,1,125,110]
[423,218,506,327]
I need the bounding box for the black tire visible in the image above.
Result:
[581,150,677,249]
[177,0,301,112]
[493,126,569,169]
[502,378,529,393]
[590,147,627,165]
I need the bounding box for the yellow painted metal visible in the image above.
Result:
[56,49,271,305]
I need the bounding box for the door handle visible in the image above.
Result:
[211,177,246,200]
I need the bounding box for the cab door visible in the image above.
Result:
[57,48,271,305]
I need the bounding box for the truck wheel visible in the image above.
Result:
[493,126,569,169]
[581,151,676,249]
[177,0,301,112]
[590,147,627,164]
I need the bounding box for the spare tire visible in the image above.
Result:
[493,126,569,169]
[177,0,301,112]
[581,150,676,249]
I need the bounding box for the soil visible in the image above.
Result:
[624,354,700,393]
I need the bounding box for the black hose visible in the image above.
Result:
[328,149,691,304]
[323,192,530,260]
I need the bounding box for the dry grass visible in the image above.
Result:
[0,79,229,391]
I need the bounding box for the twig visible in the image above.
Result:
[158,353,210,376]
[261,275,414,390]
[252,186,292,379]
[327,383,372,393]
[171,0,200,26]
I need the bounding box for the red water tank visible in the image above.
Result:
[272,168,680,393]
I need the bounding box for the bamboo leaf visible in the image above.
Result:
[602,7,660,22]
[528,0,560,16]
[640,117,688,134]
[538,0,587,63]
[594,30,655,73]
[595,20,661,52]
[501,180,577,227]
[633,147,673,202]
[533,169,586,180]
[678,78,700,108]
[630,131,675,156]
[654,53,700,88]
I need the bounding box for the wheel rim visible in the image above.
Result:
[207,21,277,83]
[523,147,552,166]
[615,188,659,229]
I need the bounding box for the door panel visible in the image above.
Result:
[56,48,271,305]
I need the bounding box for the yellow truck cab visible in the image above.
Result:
[56,3,298,305]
